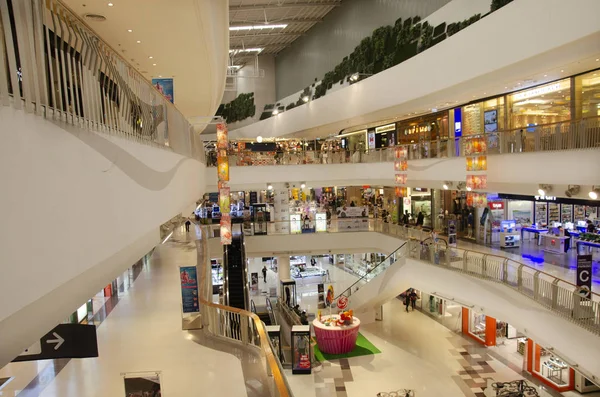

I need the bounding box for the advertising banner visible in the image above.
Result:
[338,217,370,231]
[315,213,327,232]
[216,124,228,150]
[152,78,174,103]
[219,187,230,214]
[290,214,302,234]
[336,206,368,218]
[217,153,229,181]
[251,272,258,291]
[220,214,232,245]
[180,266,199,313]
[577,254,592,299]
[249,191,258,204]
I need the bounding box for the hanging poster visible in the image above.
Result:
[250,272,258,291]
[180,266,199,313]
[216,123,228,150]
[220,214,232,245]
[152,78,174,103]
[219,187,230,214]
[217,153,229,181]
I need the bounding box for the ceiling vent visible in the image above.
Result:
[84,13,106,22]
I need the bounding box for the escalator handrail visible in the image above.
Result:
[335,241,408,300]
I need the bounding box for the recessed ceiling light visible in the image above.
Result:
[596,59,599,62]
[483,93,486,95]
[544,74,547,77]
[136,40,141,44]
[127,29,132,33]
[561,70,564,72]
[107,2,113,6]
[504,86,508,89]
[152,63,157,66]
[158,75,162,77]
[148,56,153,59]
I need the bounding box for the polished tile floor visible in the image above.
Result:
[286,298,594,397]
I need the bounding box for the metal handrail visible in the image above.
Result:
[0,0,204,162]
[335,241,408,300]
[198,227,292,397]
[206,116,600,166]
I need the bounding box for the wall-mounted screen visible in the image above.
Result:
[484,109,498,132]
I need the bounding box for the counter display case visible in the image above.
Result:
[535,202,548,226]
[291,325,311,374]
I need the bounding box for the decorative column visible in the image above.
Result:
[273,186,290,234]
[465,135,488,237]
[277,255,291,281]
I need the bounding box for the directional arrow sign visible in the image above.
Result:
[12,324,98,362]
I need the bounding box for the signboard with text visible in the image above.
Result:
[576,255,592,299]
[13,324,98,362]
[180,266,199,313]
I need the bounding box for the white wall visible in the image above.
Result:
[206,149,600,198]
[230,0,600,140]
[0,107,206,366]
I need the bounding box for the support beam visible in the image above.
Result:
[229,1,340,12]
[229,18,323,25]
[230,32,302,39]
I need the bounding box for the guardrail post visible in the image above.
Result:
[463,251,468,272]
[241,315,249,344]
[481,255,487,277]
[502,259,508,282]
[517,265,523,289]
[551,279,559,309]
[533,271,540,300]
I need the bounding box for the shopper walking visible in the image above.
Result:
[402,210,409,225]
[262,265,268,283]
[185,218,191,232]
[410,290,418,311]
[405,294,411,312]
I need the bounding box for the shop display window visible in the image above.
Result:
[533,344,570,387]
[470,311,486,341]
[575,70,600,119]
[509,79,571,129]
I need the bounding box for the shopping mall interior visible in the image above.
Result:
[2,0,600,396]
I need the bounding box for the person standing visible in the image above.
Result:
[185,218,191,232]
[405,294,411,312]
[262,265,268,283]
[416,212,424,227]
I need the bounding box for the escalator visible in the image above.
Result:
[250,299,273,326]
[223,232,248,310]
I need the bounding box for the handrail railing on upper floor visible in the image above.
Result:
[0,0,204,162]
[205,116,600,167]
[197,226,292,397]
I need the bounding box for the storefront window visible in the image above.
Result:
[396,112,449,158]
[533,343,570,387]
[508,79,571,129]
[574,70,600,119]
[507,200,533,226]
[470,311,486,341]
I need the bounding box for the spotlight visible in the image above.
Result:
[466,186,472,191]
[267,184,273,190]
[272,109,279,115]
[302,96,309,103]
[257,136,263,143]
[565,185,580,198]
[301,183,306,189]
[350,73,359,82]
[589,186,600,200]
[443,181,453,190]
[538,184,552,197]
[456,182,466,190]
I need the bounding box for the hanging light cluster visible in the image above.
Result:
[216,123,232,245]
[394,146,408,198]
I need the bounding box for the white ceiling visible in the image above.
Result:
[228,0,340,55]
[61,0,229,125]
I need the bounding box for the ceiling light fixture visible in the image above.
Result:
[136,40,141,44]
[302,95,309,103]
[267,184,273,191]
[148,56,153,59]
[272,109,279,115]
[589,186,600,200]
[107,2,113,6]
[565,185,580,198]
[229,24,288,31]
[229,48,263,54]
[350,72,359,82]
[152,63,156,66]
[127,29,132,33]
[466,186,472,192]
[256,136,263,143]
[300,183,306,189]
[443,181,453,190]
[538,184,553,197]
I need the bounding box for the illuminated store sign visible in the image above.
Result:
[534,195,556,201]
[513,83,561,101]
[404,124,432,135]
[375,124,395,134]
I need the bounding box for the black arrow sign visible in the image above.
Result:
[12,324,98,362]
